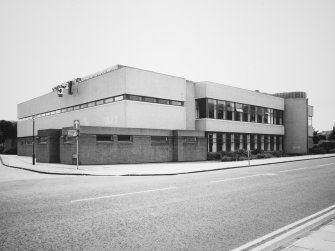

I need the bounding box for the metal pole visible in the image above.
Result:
[32,116,35,165]
[248,149,250,166]
[76,134,79,170]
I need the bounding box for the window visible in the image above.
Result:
[235,133,241,150]
[55,110,61,114]
[117,135,132,142]
[250,134,255,150]
[217,133,223,151]
[74,105,80,110]
[50,111,56,115]
[250,106,256,122]
[257,107,264,123]
[96,100,104,106]
[226,133,231,152]
[114,95,124,102]
[264,135,269,150]
[63,135,72,144]
[46,112,51,116]
[143,97,156,103]
[208,133,213,152]
[151,136,168,143]
[257,134,262,150]
[308,116,312,126]
[170,100,182,106]
[158,99,169,105]
[196,98,207,118]
[243,134,248,150]
[242,104,249,122]
[184,137,197,143]
[127,95,141,101]
[235,103,243,121]
[88,102,95,107]
[278,110,283,125]
[217,100,226,119]
[270,135,274,151]
[67,107,74,112]
[80,103,88,109]
[105,97,114,103]
[270,109,274,124]
[208,99,217,119]
[96,135,113,142]
[264,109,270,124]
[226,102,234,120]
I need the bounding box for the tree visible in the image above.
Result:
[328,126,335,141]
[0,120,17,143]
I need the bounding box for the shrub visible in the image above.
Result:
[329,148,335,153]
[311,147,327,154]
[318,141,335,153]
[251,148,263,155]
[207,152,222,160]
[256,153,266,159]
[221,156,234,162]
[2,148,17,155]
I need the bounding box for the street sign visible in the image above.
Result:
[74,120,80,130]
[67,130,78,137]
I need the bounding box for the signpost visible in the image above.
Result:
[73,120,80,169]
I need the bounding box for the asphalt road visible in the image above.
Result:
[0,157,334,250]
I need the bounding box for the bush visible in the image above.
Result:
[207,152,222,160]
[311,147,327,154]
[329,148,335,153]
[221,156,234,162]
[2,148,17,155]
[251,148,263,155]
[256,153,266,159]
[318,141,335,153]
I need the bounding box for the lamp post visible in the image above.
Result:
[32,116,35,165]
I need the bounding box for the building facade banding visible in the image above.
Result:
[17,65,314,164]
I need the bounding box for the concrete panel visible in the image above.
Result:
[124,67,186,101]
[18,102,127,137]
[195,119,284,135]
[18,67,126,118]
[284,98,308,154]
[185,81,196,130]
[125,101,186,130]
[195,82,284,110]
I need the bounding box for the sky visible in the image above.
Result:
[0,0,334,131]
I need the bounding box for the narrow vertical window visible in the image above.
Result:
[208,99,217,119]
[217,100,226,119]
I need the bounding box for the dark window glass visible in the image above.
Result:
[117,135,132,142]
[96,100,104,105]
[257,134,262,150]
[197,98,207,118]
[114,95,124,102]
[257,107,264,123]
[88,102,95,107]
[143,97,156,103]
[270,109,274,124]
[127,95,142,101]
[105,97,114,103]
[264,109,270,124]
[273,110,277,124]
[264,135,269,151]
[217,133,223,151]
[243,104,249,122]
[250,106,256,122]
[74,105,80,110]
[217,100,225,119]
[80,103,88,109]
[235,133,240,150]
[96,135,113,142]
[235,103,243,121]
[250,134,255,150]
[208,133,213,152]
[208,99,217,119]
[170,100,182,106]
[226,102,234,120]
[61,108,67,113]
[243,134,248,150]
[151,136,168,143]
[226,133,231,152]
[158,99,169,105]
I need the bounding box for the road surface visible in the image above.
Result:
[1,157,334,250]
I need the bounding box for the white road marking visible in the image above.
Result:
[231,204,335,251]
[71,186,177,203]
[210,173,276,183]
[280,163,334,173]
[317,163,334,167]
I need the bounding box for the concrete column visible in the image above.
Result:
[222,133,226,152]
[213,133,217,152]
[240,134,243,150]
[231,134,235,152]
[274,136,277,151]
[261,135,264,150]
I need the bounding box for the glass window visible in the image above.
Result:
[257,107,264,123]
[217,133,223,151]
[208,99,217,119]
[235,103,243,121]
[257,134,262,150]
[96,100,104,105]
[197,98,207,118]
[38,136,48,144]
[96,135,113,142]
[273,110,277,125]
[242,104,249,122]
[264,109,270,124]
[117,135,132,142]
[235,133,241,150]
[105,97,114,103]
[55,110,61,114]
[114,95,124,102]
[151,136,168,143]
[80,103,88,109]
[50,111,56,115]
[270,109,274,124]
[184,137,197,143]
[250,106,256,122]
[88,102,95,107]
[74,105,80,110]
[217,100,226,119]
[45,112,51,116]
[143,97,156,103]
[208,133,213,152]
[127,95,141,101]
[250,134,255,150]
[264,135,269,150]
[67,107,74,112]
[308,116,312,126]
[226,102,234,120]
[158,99,169,104]
[170,100,182,106]
[278,110,283,125]
[270,135,274,151]
[226,133,231,152]
[243,134,248,150]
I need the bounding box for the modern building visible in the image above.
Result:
[17,65,314,164]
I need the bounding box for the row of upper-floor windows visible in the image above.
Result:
[196,98,283,125]
[207,132,283,152]
[18,94,184,121]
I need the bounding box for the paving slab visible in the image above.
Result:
[293,237,335,251]
[309,230,335,242]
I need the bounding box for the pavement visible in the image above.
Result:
[283,219,335,251]
[1,153,335,176]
